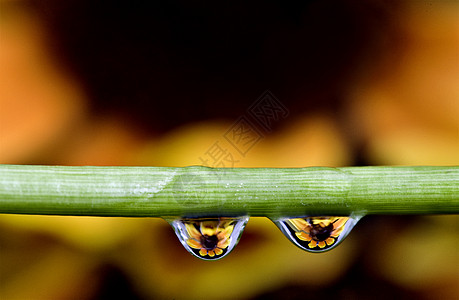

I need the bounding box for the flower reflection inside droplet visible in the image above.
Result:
[168,216,248,260]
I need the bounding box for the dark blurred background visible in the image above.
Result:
[0,0,458,299]
[37,0,397,133]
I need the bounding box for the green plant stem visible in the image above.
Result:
[0,164,457,218]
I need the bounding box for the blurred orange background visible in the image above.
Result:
[0,0,458,299]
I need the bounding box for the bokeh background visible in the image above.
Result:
[0,0,458,299]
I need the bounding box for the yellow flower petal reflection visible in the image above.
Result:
[273,215,363,253]
[169,216,249,260]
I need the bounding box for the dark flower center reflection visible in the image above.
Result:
[310,223,334,241]
[201,234,219,250]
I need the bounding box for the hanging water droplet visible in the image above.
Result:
[168,216,249,260]
[272,215,362,253]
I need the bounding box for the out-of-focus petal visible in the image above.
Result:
[217,238,230,249]
[296,232,312,242]
[288,218,308,231]
[186,239,202,249]
[325,237,335,246]
[333,218,348,230]
[199,249,208,257]
[308,240,318,248]
[185,223,202,239]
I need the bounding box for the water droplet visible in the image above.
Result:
[272,215,362,252]
[168,216,249,260]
